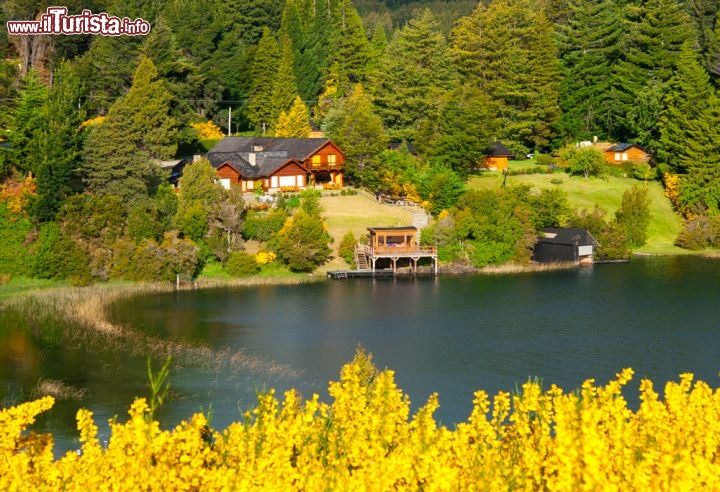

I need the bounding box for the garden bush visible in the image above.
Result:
[225,251,259,277]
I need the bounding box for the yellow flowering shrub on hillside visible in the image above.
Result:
[191,121,224,140]
[0,174,36,214]
[255,251,276,265]
[3,361,720,490]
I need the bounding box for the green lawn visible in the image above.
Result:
[0,277,66,298]
[468,171,688,255]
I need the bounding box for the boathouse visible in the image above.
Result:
[533,228,598,266]
[330,227,437,278]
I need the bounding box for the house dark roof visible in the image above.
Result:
[168,159,190,185]
[606,142,646,153]
[388,141,418,155]
[206,137,339,178]
[538,228,598,246]
[486,141,514,157]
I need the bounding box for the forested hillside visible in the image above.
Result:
[1,0,720,283]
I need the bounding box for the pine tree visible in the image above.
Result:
[327,0,372,86]
[174,158,222,242]
[678,93,720,212]
[248,28,281,133]
[7,69,47,175]
[656,42,715,173]
[83,56,178,204]
[324,84,388,183]
[422,83,499,176]
[270,35,299,131]
[370,9,455,142]
[450,0,561,153]
[275,95,312,137]
[606,0,693,140]
[557,0,624,140]
[32,63,85,221]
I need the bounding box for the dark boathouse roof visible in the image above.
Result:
[537,227,598,246]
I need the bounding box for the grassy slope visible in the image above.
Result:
[319,191,416,271]
[468,170,688,255]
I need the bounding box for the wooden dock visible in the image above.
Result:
[327,269,395,279]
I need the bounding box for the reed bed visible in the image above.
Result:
[0,277,319,382]
[474,261,578,275]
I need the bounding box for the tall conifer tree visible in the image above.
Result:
[270,35,300,130]
[656,42,715,174]
[83,57,177,204]
[557,0,624,140]
[370,9,455,142]
[248,28,281,133]
[32,63,85,221]
[275,96,312,137]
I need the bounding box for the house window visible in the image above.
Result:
[279,175,296,187]
[614,152,621,161]
[622,152,628,161]
[246,180,254,190]
[328,154,336,166]
[312,155,321,167]
[219,178,231,190]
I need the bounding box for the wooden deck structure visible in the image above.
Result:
[360,227,437,276]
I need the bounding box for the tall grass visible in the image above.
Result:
[0,277,319,382]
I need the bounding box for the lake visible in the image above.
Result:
[1,255,719,455]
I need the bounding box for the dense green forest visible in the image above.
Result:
[1,0,719,283]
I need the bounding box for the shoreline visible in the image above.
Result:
[0,276,321,381]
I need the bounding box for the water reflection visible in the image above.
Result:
[2,256,720,454]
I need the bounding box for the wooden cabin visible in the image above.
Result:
[604,143,649,165]
[367,227,419,254]
[483,141,514,171]
[352,226,437,276]
[534,228,598,266]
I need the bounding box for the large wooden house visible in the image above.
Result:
[185,137,345,192]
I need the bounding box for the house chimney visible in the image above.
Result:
[192,154,201,162]
[248,153,256,166]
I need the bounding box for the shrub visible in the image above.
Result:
[535,153,556,167]
[243,209,287,242]
[338,231,357,266]
[675,215,720,250]
[560,146,607,178]
[226,251,259,277]
[633,162,656,181]
[615,185,651,247]
[275,211,332,272]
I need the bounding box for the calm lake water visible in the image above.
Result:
[2,255,720,455]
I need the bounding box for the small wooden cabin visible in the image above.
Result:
[367,227,419,254]
[534,228,598,266]
[604,143,649,165]
[483,141,514,171]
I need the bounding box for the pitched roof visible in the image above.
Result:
[206,137,339,178]
[537,228,598,247]
[606,142,646,153]
[486,141,514,157]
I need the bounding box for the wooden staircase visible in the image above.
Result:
[354,244,370,270]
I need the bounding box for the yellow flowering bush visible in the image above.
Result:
[3,362,720,490]
[191,121,224,140]
[255,251,276,265]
